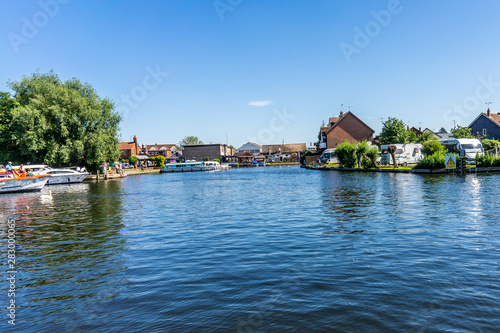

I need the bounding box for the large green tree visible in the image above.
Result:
[0,92,18,161]
[6,72,121,169]
[379,117,410,144]
[179,136,203,147]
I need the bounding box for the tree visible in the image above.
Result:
[179,136,203,147]
[129,155,138,165]
[407,130,418,143]
[355,141,369,168]
[379,117,410,144]
[438,127,447,134]
[421,138,447,156]
[7,72,121,169]
[416,131,434,143]
[335,141,357,168]
[482,139,500,151]
[450,126,474,139]
[0,92,18,161]
[365,146,380,168]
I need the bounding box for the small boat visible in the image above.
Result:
[160,161,228,173]
[27,165,89,185]
[0,171,50,194]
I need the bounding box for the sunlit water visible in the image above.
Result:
[1,167,499,332]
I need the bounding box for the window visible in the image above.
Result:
[483,128,487,136]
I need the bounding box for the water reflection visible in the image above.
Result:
[0,181,127,330]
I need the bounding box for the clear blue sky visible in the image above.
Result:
[1,0,500,148]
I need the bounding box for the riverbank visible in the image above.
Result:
[304,164,500,174]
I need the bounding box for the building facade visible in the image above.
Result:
[469,108,500,140]
[182,144,233,162]
[119,135,141,159]
[320,111,375,149]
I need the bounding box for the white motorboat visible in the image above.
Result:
[0,171,50,194]
[20,165,89,185]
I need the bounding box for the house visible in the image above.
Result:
[320,111,375,149]
[235,151,254,165]
[468,108,500,140]
[261,143,307,162]
[142,143,182,159]
[119,135,141,160]
[235,142,261,155]
[182,144,233,162]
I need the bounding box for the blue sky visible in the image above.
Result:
[1,0,500,148]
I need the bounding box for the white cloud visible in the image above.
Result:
[248,100,271,107]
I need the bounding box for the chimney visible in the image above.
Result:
[419,127,421,132]
[407,125,409,130]
[487,108,491,117]
[339,110,344,116]
[133,135,138,144]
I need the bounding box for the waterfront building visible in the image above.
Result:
[182,144,233,162]
[318,111,375,149]
[235,142,261,155]
[141,143,182,159]
[261,143,306,162]
[468,108,500,140]
[119,135,141,159]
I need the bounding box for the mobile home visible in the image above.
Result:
[319,148,339,165]
[439,138,483,160]
[380,143,424,166]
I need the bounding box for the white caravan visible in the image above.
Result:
[439,138,483,160]
[380,143,424,166]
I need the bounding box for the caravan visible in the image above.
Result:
[439,138,483,160]
[380,143,424,166]
[319,148,339,165]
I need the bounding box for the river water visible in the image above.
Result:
[0,166,499,332]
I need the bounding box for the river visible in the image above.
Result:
[1,166,499,332]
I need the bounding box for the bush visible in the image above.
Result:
[355,141,369,168]
[364,146,380,169]
[475,152,500,167]
[129,156,138,165]
[415,152,446,169]
[421,138,447,156]
[335,141,357,168]
[213,158,221,164]
[481,139,500,151]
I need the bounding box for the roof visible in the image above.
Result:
[262,143,307,153]
[325,111,375,136]
[468,110,500,128]
[147,144,180,151]
[235,152,254,157]
[329,117,340,125]
[119,142,137,150]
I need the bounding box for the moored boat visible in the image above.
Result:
[17,165,89,185]
[160,161,229,173]
[0,171,50,194]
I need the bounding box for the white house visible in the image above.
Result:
[235,142,261,155]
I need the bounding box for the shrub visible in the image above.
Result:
[481,139,500,151]
[129,156,138,165]
[364,146,380,169]
[335,141,357,168]
[213,158,221,164]
[421,138,447,156]
[415,152,446,169]
[355,141,369,168]
[475,152,500,167]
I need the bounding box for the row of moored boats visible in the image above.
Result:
[0,165,89,194]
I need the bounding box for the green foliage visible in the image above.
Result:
[421,138,447,156]
[4,72,120,169]
[438,127,447,134]
[355,140,369,168]
[213,158,221,164]
[475,152,500,167]
[129,156,138,165]
[364,146,380,169]
[407,130,418,143]
[335,141,357,168]
[148,155,166,168]
[415,152,446,169]
[179,136,203,147]
[450,125,474,138]
[481,139,500,151]
[0,92,19,161]
[379,117,410,144]
[416,132,434,143]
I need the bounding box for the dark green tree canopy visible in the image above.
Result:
[379,117,410,144]
[2,72,121,169]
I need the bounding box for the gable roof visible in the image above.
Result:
[325,111,375,136]
[469,111,500,128]
[235,142,261,151]
[146,144,180,151]
[119,142,137,150]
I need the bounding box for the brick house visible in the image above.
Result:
[469,108,500,140]
[119,135,141,159]
[142,143,182,159]
[319,111,375,149]
[261,143,307,162]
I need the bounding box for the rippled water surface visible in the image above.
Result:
[1,167,499,332]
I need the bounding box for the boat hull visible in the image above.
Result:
[46,173,89,185]
[0,177,49,193]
